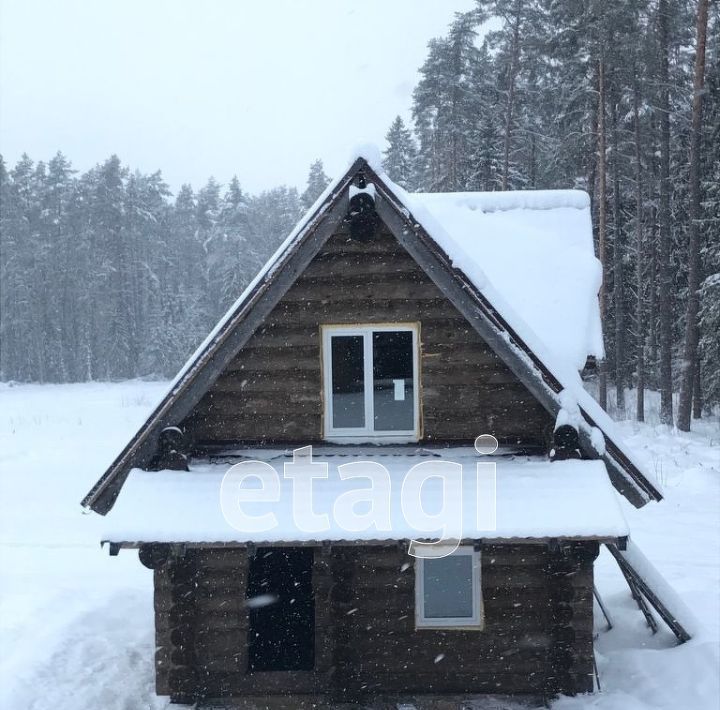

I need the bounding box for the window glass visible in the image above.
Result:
[330,335,365,428]
[422,554,474,619]
[372,330,414,431]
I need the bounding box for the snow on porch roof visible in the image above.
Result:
[101,451,629,545]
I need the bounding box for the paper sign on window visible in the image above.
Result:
[393,379,405,401]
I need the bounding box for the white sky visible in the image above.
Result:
[0,0,476,194]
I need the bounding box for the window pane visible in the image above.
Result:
[372,331,414,431]
[331,335,365,428]
[423,555,474,619]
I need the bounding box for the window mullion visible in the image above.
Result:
[364,330,374,433]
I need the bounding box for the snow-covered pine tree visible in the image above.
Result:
[382,116,418,190]
[249,186,303,254]
[698,43,720,410]
[412,13,479,191]
[196,176,223,320]
[217,176,253,310]
[301,159,330,210]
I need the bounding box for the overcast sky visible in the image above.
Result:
[0,0,476,194]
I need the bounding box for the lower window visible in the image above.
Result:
[415,546,483,628]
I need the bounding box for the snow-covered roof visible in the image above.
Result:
[101,451,628,544]
[406,191,603,369]
[81,145,662,516]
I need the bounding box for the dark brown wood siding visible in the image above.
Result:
[153,543,597,703]
[181,224,553,446]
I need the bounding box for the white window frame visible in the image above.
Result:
[322,323,420,443]
[415,546,483,629]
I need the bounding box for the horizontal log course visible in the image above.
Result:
[193,572,247,590]
[174,611,245,634]
[186,416,322,442]
[421,366,528,386]
[424,422,547,442]
[167,667,199,697]
[318,234,402,255]
[191,594,246,614]
[345,648,551,675]
[283,278,431,303]
[339,671,547,695]
[196,670,323,697]
[193,392,321,418]
[228,345,320,366]
[331,601,557,632]
[195,629,245,656]
[211,371,320,393]
[195,548,247,569]
[272,298,456,323]
[421,320,489,344]
[303,253,421,278]
[221,355,322,374]
[245,326,320,348]
[484,550,550,566]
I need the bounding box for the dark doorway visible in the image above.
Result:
[247,547,315,672]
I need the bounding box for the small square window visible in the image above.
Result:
[415,546,483,628]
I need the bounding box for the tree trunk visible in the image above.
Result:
[501,0,523,191]
[693,362,702,418]
[634,80,645,423]
[612,94,625,412]
[677,0,709,431]
[657,0,674,425]
[597,56,608,411]
[648,213,658,372]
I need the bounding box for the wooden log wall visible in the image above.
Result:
[325,544,595,698]
[181,225,554,447]
[544,542,599,695]
[152,542,597,703]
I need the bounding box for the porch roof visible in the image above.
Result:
[101,448,629,546]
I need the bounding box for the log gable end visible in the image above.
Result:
[181,223,554,448]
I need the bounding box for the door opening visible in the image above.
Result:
[247,547,315,672]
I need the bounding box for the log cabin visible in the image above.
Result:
[81,147,672,708]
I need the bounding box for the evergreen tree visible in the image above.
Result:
[382,116,418,189]
[217,176,253,309]
[301,159,330,209]
[1,0,718,422]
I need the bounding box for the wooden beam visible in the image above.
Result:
[606,543,691,643]
[104,535,624,551]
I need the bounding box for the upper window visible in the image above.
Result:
[322,324,419,441]
[415,546,483,628]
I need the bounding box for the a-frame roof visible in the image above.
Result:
[82,150,662,514]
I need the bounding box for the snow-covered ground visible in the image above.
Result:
[0,381,718,709]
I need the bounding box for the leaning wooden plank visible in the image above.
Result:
[593,585,614,631]
[616,560,659,634]
[606,541,695,643]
